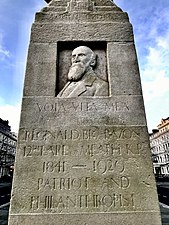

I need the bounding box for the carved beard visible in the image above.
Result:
[68,63,86,81]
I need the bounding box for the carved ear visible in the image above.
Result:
[90,54,97,67]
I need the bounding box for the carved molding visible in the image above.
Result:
[67,0,94,12]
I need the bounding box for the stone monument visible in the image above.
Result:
[8,0,162,225]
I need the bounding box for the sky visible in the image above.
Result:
[0,0,168,133]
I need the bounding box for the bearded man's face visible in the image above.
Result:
[68,46,93,81]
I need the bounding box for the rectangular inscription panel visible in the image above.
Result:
[19,96,146,128]
[11,124,158,214]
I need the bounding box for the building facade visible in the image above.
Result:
[0,118,17,178]
[150,117,169,176]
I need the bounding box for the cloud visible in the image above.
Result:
[141,31,169,102]
[11,1,46,93]
[0,46,10,58]
[0,32,11,61]
[0,103,21,133]
[0,1,46,133]
[140,28,169,131]
[145,94,169,132]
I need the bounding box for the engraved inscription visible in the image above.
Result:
[37,177,90,191]
[21,141,147,158]
[93,159,125,174]
[101,176,130,190]
[72,164,87,168]
[20,127,141,142]
[36,101,130,113]
[41,159,126,174]
[20,126,146,213]
[43,161,66,173]
[30,193,134,212]
[45,196,53,209]
[20,128,99,141]
[37,176,130,191]
[104,128,140,140]
[23,145,69,157]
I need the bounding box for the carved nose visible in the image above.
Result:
[74,55,80,62]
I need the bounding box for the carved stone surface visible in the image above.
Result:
[8,0,162,225]
[57,46,108,97]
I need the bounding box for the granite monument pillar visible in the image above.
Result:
[8,0,162,224]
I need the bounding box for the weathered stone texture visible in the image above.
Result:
[24,43,57,96]
[8,0,162,225]
[107,42,142,95]
[9,213,162,225]
[30,23,133,43]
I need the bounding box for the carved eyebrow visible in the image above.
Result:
[72,53,86,57]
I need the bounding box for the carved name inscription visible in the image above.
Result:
[20,127,148,158]
[20,127,140,142]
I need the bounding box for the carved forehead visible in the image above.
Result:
[72,46,93,56]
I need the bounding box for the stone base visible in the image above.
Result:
[9,212,162,225]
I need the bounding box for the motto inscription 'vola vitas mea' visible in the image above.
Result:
[8,0,162,225]
[36,101,130,113]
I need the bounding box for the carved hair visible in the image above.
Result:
[88,48,96,68]
[73,46,96,68]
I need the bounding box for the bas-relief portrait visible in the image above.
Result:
[57,46,109,97]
